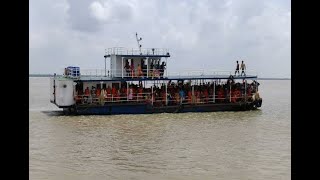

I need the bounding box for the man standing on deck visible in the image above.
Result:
[241,60,246,76]
[235,61,240,76]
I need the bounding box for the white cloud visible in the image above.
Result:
[30,0,291,78]
[89,0,135,23]
[90,1,110,21]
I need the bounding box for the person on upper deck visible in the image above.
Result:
[160,61,166,78]
[241,60,246,76]
[124,60,130,77]
[235,61,240,76]
[131,59,135,77]
[137,64,143,77]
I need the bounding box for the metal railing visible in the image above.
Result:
[62,68,257,79]
[105,47,170,56]
[78,69,257,78]
[74,92,256,106]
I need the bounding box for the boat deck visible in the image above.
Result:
[71,74,257,82]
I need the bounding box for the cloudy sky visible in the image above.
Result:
[30,0,291,78]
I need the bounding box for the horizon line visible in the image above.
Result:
[29,74,291,80]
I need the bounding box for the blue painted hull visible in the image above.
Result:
[71,99,262,115]
[75,103,149,115]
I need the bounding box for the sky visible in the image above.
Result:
[30,0,291,78]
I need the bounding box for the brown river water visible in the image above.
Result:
[30,77,290,179]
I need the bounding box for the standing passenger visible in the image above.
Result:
[241,61,246,76]
[137,64,143,77]
[131,59,135,77]
[160,61,166,78]
[235,61,240,76]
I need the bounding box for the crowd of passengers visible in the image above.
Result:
[75,78,260,106]
[124,58,166,78]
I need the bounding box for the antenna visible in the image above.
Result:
[136,32,142,54]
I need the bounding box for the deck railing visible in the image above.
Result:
[105,47,170,56]
[64,68,257,79]
[74,93,256,106]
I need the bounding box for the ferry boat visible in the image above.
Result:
[50,33,262,115]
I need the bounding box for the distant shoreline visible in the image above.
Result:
[29,74,291,80]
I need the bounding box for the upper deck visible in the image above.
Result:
[66,69,258,82]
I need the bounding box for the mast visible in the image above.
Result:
[104,53,107,77]
[136,32,142,54]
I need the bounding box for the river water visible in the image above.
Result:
[29,77,290,179]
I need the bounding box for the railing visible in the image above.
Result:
[105,47,170,56]
[74,93,256,106]
[79,69,107,77]
[167,70,231,77]
[62,68,258,79]
[77,69,257,78]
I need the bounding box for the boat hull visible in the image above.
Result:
[63,99,262,115]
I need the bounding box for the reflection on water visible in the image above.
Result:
[30,78,290,179]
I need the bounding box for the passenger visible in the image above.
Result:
[90,86,94,95]
[195,90,200,103]
[74,90,80,104]
[231,90,236,103]
[84,87,90,103]
[84,87,90,96]
[156,60,160,71]
[153,69,160,78]
[99,88,105,105]
[160,61,166,77]
[187,90,192,104]
[167,93,172,105]
[224,86,228,103]
[133,86,138,100]
[161,91,166,105]
[137,87,143,100]
[91,86,96,102]
[128,87,133,100]
[179,89,185,104]
[131,59,135,77]
[175,92,180,104]
[235,60,240,76]
[255,91,260,100]
[112,86,117,101]
[124,60,130,77]
[253,80,260,91]
[217,88,224,103]
[150,60,154,77]
[241,60,246,76]
[142,63,147,77]
[247,86,252,101]
[137,64,143,77]
[106,86,111,101]
[96,87,101,97]
[203,89,209,103]
[103,88,108,101]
